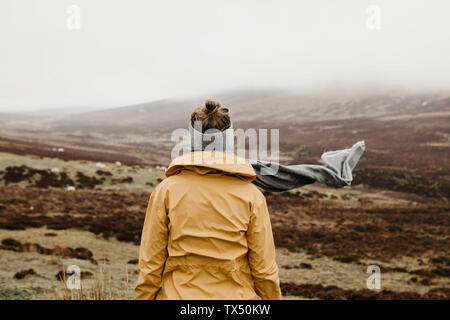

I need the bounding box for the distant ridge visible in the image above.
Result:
[11,88,447,134]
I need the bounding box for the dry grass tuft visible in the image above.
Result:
[53,264,130,300]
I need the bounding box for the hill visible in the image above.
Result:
[44,89,450,134]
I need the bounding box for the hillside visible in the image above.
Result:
[44,89,450,134]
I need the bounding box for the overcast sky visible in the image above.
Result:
[1,0,450,111]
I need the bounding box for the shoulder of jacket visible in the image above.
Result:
[152,176,172,194]
[246,182,265,201]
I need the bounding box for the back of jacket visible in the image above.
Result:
[135,151,281,300]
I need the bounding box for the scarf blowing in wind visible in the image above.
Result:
[189,123,366,192]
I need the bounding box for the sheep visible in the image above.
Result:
[96,162,106,169]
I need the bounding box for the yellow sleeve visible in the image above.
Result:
[134,184,169,300]
[247,190,281,300]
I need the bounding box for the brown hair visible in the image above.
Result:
[190,99,231,133]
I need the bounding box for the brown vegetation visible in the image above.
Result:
[281,282,449,300]
[1,237,96,263]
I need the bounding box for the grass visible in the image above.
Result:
[0,227,139,300]
[0,151,165,191]
[1,227,446,299]
[54,264,131,300]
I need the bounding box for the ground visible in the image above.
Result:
[0,153,448,299]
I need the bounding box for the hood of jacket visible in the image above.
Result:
[166,151,256,182]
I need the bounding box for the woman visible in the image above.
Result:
[135,100,281,300]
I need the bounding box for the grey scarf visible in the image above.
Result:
[189,124,365,192]
[249,141,365,192]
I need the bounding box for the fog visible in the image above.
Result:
[1,0,450,111]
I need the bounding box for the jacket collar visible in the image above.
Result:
[166,151,256,182]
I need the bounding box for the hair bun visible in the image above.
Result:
[204,99,221,114]
[191,99,231,132]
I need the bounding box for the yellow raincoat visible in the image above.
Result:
[135,151,281,300]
